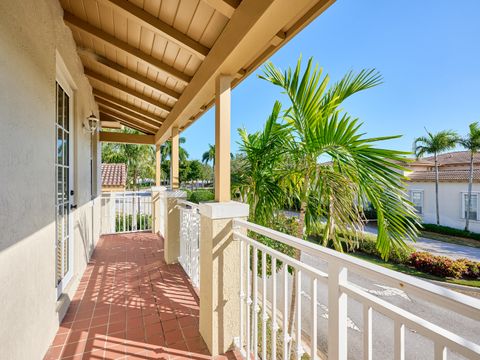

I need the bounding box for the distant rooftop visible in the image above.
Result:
[101,163,127,187]
[413,151,480,167]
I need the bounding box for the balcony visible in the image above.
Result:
[45,191,480,360]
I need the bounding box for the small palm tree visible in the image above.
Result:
[202,144,233,166]
[161,137,189,162]
[414,129,459,225]
[459,122,480,231]
[202,144,216,165]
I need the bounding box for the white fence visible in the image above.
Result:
[233,219,480,360]
[178,200,201,288]
[100,191,152,234]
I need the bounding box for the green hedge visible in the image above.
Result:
[421,223,480,241]
[187,189,214,204]
[116,214,152,232]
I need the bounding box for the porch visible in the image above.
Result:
[45,231,239,359]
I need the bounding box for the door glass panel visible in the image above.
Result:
[55,82,71,290]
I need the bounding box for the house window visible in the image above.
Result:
[462,193,478,220]
[410,190,423,214]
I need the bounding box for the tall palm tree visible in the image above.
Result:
[160,137,189,162]
[459,122,480,231]
[414,129,459,225]
[260,57,420,350]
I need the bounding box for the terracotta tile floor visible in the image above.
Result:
[44,232,241,360]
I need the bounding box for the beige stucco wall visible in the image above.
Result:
[0,0,101,358]
[407,182,480,232]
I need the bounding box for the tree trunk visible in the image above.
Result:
[287,173,309,358]
[465,152,474,231]
[434,153,440,225]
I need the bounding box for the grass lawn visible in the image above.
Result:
[349,252,480,289]
[420,230,480,249]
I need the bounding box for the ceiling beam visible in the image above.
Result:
[78,48,181,101]
[154,0,334,144]
[202,0,240,18]
[85,68,172,112]
[94,90,164,126]
[100,112,154,134]
[99,131,155,145]
[96,99,162,130]
[64,11,191,84]
[97,0,209,60]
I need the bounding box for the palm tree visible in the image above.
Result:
[160,137,189,162]
[459,122,480,231]
[202,144,215,165]
[260,57,420,351]
[414,129,459,225]
[202,144,233,166]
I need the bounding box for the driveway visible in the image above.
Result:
[365,225,480,261]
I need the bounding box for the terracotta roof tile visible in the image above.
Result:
[101,163,127,187]
[408,169,480,183]
[416,151,480,166]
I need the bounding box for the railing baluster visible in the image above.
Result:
[434,344,447,360]
[272,257,278,360]
[328,262,348,360]
[363,305,372,360]
[262,250,267,360]
[123,193,126,232]
[253,247,259,360]
[283,264,289,360]
[394,321,405,360]
[246,243,251,359]
[239,234,245,355]
[295,269,303,360]
[311,277,317,360]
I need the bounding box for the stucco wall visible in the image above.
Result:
[407,182,480,232]
[0,0,101,358]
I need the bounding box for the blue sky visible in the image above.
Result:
[182,0,480,160]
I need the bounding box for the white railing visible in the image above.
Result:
[178,200,201,288]
[233,218,480,360]
[100,191,152,234]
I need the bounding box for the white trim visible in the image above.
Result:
[460,191,479,221]
[409,189,424,215]
[55,53,76,298]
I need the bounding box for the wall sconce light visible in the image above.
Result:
[84,113,99,134]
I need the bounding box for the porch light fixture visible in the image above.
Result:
[84,113,99,134]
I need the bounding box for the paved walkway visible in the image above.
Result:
[44,232,240,360]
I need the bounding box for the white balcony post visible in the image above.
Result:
[198,201,249,356]
[328,262,348,360]
[152,144,162,234]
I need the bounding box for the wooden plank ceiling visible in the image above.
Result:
[60,0,335,139]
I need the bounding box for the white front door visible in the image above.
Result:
[55,81,74,297]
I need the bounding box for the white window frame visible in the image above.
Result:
[410,190,424,215]
[55,52,77,298]
[461,192,479,221]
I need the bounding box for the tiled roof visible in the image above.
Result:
[416,151,480,166]
[101,163,127,187]
[408,169,480,183]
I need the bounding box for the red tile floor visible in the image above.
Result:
[44,232,241,360]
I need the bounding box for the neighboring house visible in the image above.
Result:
[405,151,480,231]
[101,163,127,192]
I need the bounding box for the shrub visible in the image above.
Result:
[421,223,480,241]
[187,189,214,203]
[408,252,479,279]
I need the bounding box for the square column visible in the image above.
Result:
[160,189,186,264]
[198,201,249,355]
[152,145,162,234]
[151,186,166,235]
[215,75,233,202]
[171,127,180,189]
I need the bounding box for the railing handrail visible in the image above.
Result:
[233,218,480,321]
[177,199,200,211]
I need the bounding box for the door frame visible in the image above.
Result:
[55,52,76,298]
